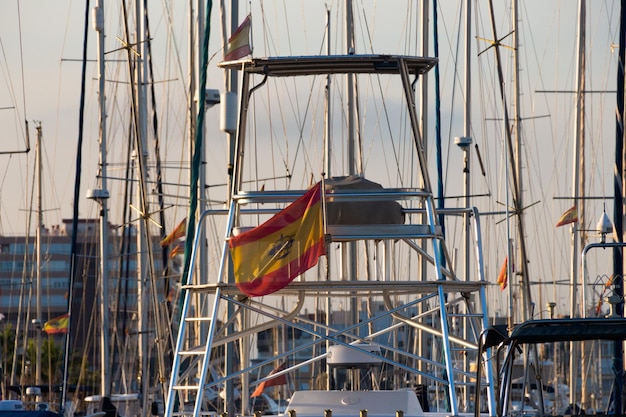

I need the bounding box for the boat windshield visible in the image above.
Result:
[478,318,626,417]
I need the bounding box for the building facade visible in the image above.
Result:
[0,218,166,391]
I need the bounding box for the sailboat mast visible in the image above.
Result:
[223,3,238,415]
[462,0,471,268]
[486,0,533,325]
[611,0,626,413]
[461,0,471,406]
[324,7,332,178]
[570,0,586,320]
[569,0,585,405]
[344,0,359,330]
[35,123,43,388]
[196,0,208,312]
[512,0,524,322]
[134,0,151,411]
[94,0,111,398]
[346,0,356,176]
[511,5,545,412]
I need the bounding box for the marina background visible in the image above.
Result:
[0,0,620,320]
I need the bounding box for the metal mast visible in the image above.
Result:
[35,123,43,388]
[93,0,111,398]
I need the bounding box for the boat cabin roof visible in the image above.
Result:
[505,318,626,346]
[218,54,438,77]
[284,390,425,417]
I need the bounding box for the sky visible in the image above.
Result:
[0,0,622,319]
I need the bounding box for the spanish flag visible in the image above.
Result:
[223,15,252,61]
[43,313,69,334]
[169,241,185,258]
[161,218,186,248]
[229,182,325,297]
[556,206,578,227]
[497,257,508,291]
[251,363,287,397]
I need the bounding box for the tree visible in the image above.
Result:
[25,337,63,384]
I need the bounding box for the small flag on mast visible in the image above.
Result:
[43,313,69,334]
[555,206,578,228]
[497,257,508,291]
[169,241,185,258]
[223,15,252,61]
[161,218,186,248]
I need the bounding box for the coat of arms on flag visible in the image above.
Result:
[229,182,326,297]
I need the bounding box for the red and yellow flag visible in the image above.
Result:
[556,206,578,228]
[497,257,508,291]
[223,15,252,61]
[251,363,287,397]
[229,182,326,297]
[161,218,186,248]
[169,241,185,258]
[43,313,69,334]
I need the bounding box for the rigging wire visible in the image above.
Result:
[0,1,30,154]
[110,112,136,391]
[143,0,174,395]
[15,0,27,121]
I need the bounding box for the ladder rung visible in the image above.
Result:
[172,385,200,390]
[450,347,477,352]
[453,381,482,387]
[184,317,212,322]
[178,346,207,356]
[170,412,218,417]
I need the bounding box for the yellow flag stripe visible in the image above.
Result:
[224,15,251,61]
[231,199,322,283]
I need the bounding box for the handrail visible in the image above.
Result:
[581,241,626,318]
